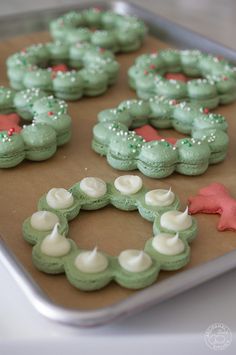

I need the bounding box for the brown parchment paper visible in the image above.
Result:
[0,31,236,310]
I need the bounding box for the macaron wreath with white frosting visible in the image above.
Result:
[92,97,229,178]
[50,9,147,53]
[128,49,236,108]
[0,87,72,168]
[23,175,197,291]
[6,41,119,99]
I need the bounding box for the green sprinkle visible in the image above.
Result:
[182,139,192,147]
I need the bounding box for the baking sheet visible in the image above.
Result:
[1,1,236,327]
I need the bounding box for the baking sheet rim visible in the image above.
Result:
[1,0,236,328]
[1,235,236,327]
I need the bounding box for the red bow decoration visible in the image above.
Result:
[134,124,177,145]
[51,64,69,73]
[0,113,21,133]
[165,73,188,82]
[188,183,236,231]
[51,64,69,78]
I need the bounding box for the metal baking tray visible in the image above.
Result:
[1,0,236,328]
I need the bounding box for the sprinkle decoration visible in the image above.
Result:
[8,127,15,136]
[181,138,192,147]
[188,183,236,231]
[169,99,178,106]
[149,64,156,70]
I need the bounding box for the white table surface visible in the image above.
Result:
[1,1,236,354]
[1,261,236,354]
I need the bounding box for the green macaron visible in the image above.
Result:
[52,71,84,100]
[13,88,47,120]
[0,87,15,114]
[137,140,178,178]
[92,122,128,155]
[0,131,25,168]
[175,138,211,175]
[107,132,144,171]
[21,123,57,161]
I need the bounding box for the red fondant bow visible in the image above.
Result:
[134,124,177,145]
[0,114,21,133]
[188,183,236,231]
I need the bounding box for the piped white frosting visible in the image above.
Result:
[80,177,107,198]
[74,247,108,273]
[118,249,152,272]
[160,207,192,231]
[152,232,185,255]
[46,188,74,209]
[40,223,71,257]
[114,175,143,195]
[30,211,59,231]
[145,188,175,207]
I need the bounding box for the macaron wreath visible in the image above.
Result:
[22,175,198,291]
[92,97,229,178]
[50,8,147,53]
[128,49,236,108]
[6,41,119,100]
[0,87,71,168]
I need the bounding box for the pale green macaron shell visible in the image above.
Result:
[38,192,81,221]
[21,123,57,161]
[32,239,77,274]
[145,237,190,271]
[0,88,72,168]
[137,189,180,222]
[23,177,196,291]
[50,9,147,53]
[137,140,178,178]
[22,210,69,245]
[92,97,229,178]
[6,41,119,100]
[175,138,211,175]
[192,128,229,164]
[153,212,198,243]
[34,112,71,146]
[129,49,236,108]
[52,71,84,100]
[64,250,114,291]
[13,88,47,120]
[92,121,129,155]
[70,181,110,210]
[107,132,145,171]
[0,86,15,113]
[0,132,25,168]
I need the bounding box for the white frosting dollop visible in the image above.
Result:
[74,247,108,273]
[152,232,185,255]
[145,188,175,207]
[118,249,152,272]
[114,175,143,195]
[30,211,59,231]
[160,207,192,231]
[46,188,74,209]
[80,177,107,198]
[40,223,71,257]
